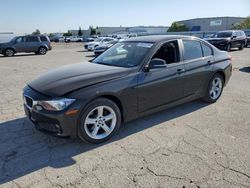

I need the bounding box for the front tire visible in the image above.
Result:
[202,74,224,103]
[78,98,121,143]
[226,44,231,52]
[4,48,15,57]
[239,42,244,50]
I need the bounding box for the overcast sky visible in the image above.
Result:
[0,0,249,34]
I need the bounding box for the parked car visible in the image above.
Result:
[54,36,65,43]
[84,37,114,51]
[65,36,83,43]
[82,36,95,42]
[0,35,52,57]
[244,31,250,47]
[205,30,247,51]
[23,35,232,143]
[94,40,118,56]
[86,37,95,42]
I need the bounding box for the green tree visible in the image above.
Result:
[89,26,97,35]
[32,29,41,35]
[168,22,188,32]
[63,30,73,37]
[78,27,83,36]
[232,16,250,29]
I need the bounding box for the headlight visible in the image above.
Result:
[34,98,75,111]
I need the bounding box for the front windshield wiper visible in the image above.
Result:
[94,61,127,68]
[94,61,114,66]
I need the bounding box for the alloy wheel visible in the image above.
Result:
[5,49,14,57]
[84,105,117,140]
[39,47,47,55]
[209,77,223,100]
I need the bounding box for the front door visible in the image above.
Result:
[137,40,186,113]
[13,37,27,52]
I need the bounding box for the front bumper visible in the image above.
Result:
[209,42,228,50]
[48,45,52,51]
[23,86,80,138]
[87,45,95,51]
[94,49,105,56]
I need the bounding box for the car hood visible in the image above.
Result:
[28,62,131,96]
[95,45,110,50]
[86,41,100,46]
[0,42,10,46]
[205,38,230,42]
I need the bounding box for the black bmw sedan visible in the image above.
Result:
[23,35,232,143]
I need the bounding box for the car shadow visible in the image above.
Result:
[76,50,90,53]
[239,66,250,73]
[229,48,240,52]
[0,100,208,184]
[0,53,37,58]
[85,54,96,58]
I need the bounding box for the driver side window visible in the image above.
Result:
[16,37,24,44]
[152,40,180,64]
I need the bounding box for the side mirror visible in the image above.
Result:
[150,58,167,68]
[232,35,237,39]
[144,58,167,72]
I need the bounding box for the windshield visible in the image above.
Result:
[214,32,232,38]
[10,37,17,42]
[107,40,117,45]
[245,31,250,36]
[93,42,154,68]
[94,38,103,42]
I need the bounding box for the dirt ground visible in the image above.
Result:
[0,43,250,188]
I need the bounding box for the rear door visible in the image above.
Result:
[181,39,214,97]
[25,36,40,52]
[137,40,186,112]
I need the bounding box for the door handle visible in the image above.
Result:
[207,60,213,65]
[177,68,185,74]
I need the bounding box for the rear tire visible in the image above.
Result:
[78,98,121,143]
[202,74,224,103]
[38,47,47,55]
[4,48,15,57]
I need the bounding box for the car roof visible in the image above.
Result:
[98,37,113,39]
[17,34,47,37]
[124,35,196,43]
[217,30,243,33]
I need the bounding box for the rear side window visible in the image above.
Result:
[183,40,203,60]
[26,36,39,42]
[40,36,48,42]
[201,43,213,57]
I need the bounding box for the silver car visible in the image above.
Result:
[0,35,52,57]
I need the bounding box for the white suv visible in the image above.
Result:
[84,37,114,51]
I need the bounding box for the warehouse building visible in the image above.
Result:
[176,17,246,31]
[70,26,169,36]
[0,32,15,42]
